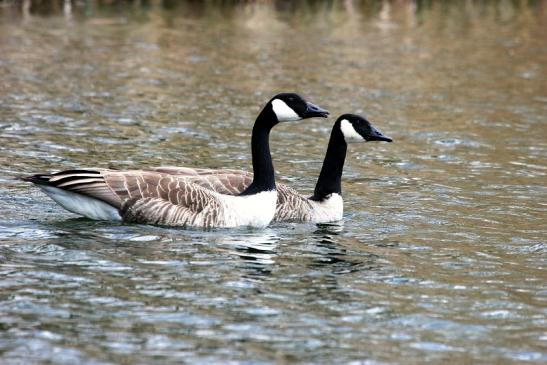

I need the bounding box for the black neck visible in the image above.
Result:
[310,126,347,201]
[240,108,277,195]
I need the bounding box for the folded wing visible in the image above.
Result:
[24,168,228,227]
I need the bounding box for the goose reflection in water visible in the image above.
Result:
[310,222,381,275]
[216,230,281,278]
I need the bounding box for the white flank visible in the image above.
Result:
[340,119,364,143]
[220,190,277,228]
[309,193,344,223]
[40,186,122,221]
[271,99,300,122]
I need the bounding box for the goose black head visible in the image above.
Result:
[336,114,392,143]
[268,93,329,123]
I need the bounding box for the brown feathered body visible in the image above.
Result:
[24,166,341,226]
[23,168,279,228]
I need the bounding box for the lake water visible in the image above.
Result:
[0,1,546,364]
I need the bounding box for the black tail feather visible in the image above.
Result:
[21,174,53,185]
[22,169,102,186]
[51,169,100,176]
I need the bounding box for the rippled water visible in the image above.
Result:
[1,1,546,364]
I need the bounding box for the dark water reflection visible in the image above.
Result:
[1,1,546,364]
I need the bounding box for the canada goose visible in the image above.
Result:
[275,114,392,222]
[22,93,329,228]
[160,114,392,223]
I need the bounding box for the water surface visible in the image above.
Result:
[0,1,546,364]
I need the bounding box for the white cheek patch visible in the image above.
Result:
[340,119,364,143]
[271,99,301,122]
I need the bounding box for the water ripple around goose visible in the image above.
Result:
[1,1,546,364]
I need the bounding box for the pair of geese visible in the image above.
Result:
[24,93,392,229]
